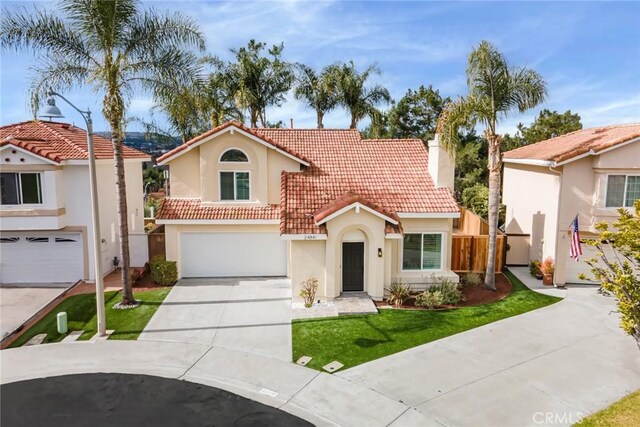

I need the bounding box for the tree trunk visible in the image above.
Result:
[349,114,357,129]
[484,131,502,291]
[111,125,135,305]
[250,108,258,127]
[317,111,324,129]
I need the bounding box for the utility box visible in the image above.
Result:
[57,312,68,334]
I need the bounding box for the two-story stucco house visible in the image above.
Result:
[156,121,460,300]
[503,123,640,285]
[0,120,150,284]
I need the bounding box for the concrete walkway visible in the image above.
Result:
[337,267,640,426]
[138,277,292,361]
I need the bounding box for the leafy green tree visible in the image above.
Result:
[455,132,488,200]
[143,166,165,192]
[227,40,294,127]
[294,64,339,129]
[329,61,391,129]
[389,85,448,142]
[437,41,547,290]
[580,201,640,347]
[1,0,205,305]
[518,109,582,144]
[462,184,490,219]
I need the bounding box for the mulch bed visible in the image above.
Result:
[375,273,513,310]
[132,270,169,291]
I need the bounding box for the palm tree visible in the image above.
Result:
[330,61,391,129]
[1,0,205,305]
[437,41,546,290]
[294,64,339,129]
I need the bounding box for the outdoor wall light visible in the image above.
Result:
[378,248,383,257]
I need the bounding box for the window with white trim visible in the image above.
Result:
[220,171,250,201]
[605,175,640,208]
[0,172,42,205]
[402,233,443,270]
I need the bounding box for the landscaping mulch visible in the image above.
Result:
[375,273,513,310]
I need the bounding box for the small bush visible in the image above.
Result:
[463,272,482,287]
[540,257,555,275]
[529,260,541,277]
[150,256,177,286]
[429,280,463,305]
[415,290,444,308]
[300,277,319,308]
[385,281,413,308]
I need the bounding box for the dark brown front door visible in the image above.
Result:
[342,242,364,292]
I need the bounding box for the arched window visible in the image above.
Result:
[220,149,248,162]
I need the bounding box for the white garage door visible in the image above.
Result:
[180,232,287,277]
[565,243,605,284]
[0,232,84,284]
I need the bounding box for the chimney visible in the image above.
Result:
[290,118,294,129]
[427,134,455,193]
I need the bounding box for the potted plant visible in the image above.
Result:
[540,257,555,286]
[529,260,542,280]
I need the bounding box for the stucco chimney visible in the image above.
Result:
[427,133,455,193]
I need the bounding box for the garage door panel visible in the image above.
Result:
[180,233,287,277]
[565,243,607,284]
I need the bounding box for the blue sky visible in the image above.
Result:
[1,0,639,134]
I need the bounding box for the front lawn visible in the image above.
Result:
[292,270,561,370]
[576,390,640,427]
[9,287,171,348]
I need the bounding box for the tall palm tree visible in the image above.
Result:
[330,61,391,129]
[294,64,339,129]
[437,41,546,290]
[1,0,205,305]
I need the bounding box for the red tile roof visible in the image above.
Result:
[156,121,311,165]
[157,198,279,220]
[157,123,459,233]
[312,192,400,224]
[503,123,640,164]
[0,120,149,162]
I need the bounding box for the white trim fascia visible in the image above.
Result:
[0,144,60,165]
[158,125,309,166]
[62,158,150,165]
[502,158,555,167]
[281,234,328,240]
[156,219,279,225]
[385,233,403,239]
[316,202,399,225]
[397,212,460,219]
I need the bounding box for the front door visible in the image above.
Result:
[342,242,364,292]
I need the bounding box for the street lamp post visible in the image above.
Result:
[40,91,106,337]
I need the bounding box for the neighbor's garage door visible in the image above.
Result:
[0,232,84,283]
[180,233,287,277]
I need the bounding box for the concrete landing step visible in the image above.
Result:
[24,333,47,346]
[62,331,84,342]
[335,293,378,315]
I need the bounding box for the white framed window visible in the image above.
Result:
[605,175,640,208]
[219,171,250,201]
[219,148,249,163]
[0,172,42,205]
[402,232,444,271]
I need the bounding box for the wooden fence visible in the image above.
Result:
[451,234,505,272]
[147,225,166,260]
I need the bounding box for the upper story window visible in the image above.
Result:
[605,175,640,208]
[220,171,250,201]
[220,149,248,162]
[0,172,42,205]
[402,233,443,270]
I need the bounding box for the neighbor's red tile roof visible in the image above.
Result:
[156,120,311,165]
[158,198,279,220]
[503,123,640,164]
[156,123,459,233]
[0,120,149,162]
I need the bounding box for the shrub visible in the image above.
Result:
[429,278,463,305]
[540,257,555,275]
[300,277,319,308]
[463,272,482,287]
[150,256,177,286]
[415,290,444,308]
[385,281,413,308]
[529,260,541,277]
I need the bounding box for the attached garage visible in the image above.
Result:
[180,232,287,277]
[0,232,84,284]
[564,243,606,285]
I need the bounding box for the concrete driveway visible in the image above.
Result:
[0,284,70,340]
[138,277,292,362]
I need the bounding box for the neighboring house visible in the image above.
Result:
[156,121,460,300]
[503,123,640,285]
[0,120,150,284]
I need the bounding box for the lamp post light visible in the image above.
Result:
[40,91,106,337]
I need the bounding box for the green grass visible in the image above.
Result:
[292,269,562,370]
[576,390,640,427]
[9,287,172,348]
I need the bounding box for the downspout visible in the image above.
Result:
[548,165,564,288]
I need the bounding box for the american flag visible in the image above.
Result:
[569,216,583,261]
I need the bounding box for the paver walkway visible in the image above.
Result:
[138,277,292,361]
